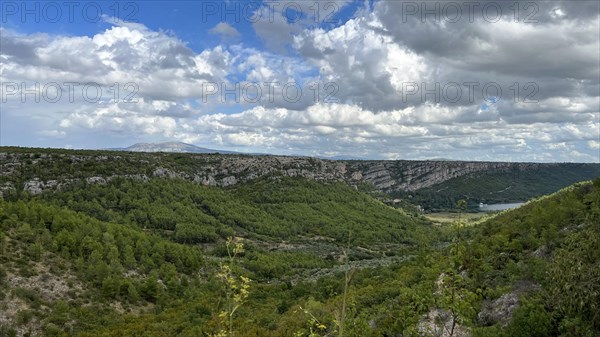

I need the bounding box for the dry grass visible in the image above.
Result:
[425,212,487,225]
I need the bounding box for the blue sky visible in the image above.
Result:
[1,0,599,162]
[1,1,358,51]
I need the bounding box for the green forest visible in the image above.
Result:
[0,149,599,336]
[389,164,600,211]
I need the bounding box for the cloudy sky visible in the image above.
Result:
[1,0,599,162]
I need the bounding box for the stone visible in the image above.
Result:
[477,293,519,327]
[24,179,44,195]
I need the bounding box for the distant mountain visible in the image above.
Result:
[112,142,239,154]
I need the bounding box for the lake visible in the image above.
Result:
[479,202,525,212]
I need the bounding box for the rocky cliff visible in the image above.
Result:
[0,148,597,197]
[347,160,548,191]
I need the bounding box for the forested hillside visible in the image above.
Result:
[0,148,598,336]
[391,164,600,210]
[0,174,434,336]
[2,147,598,212]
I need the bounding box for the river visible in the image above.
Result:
[479,202,524,211]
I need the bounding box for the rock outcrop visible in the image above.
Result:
[24,179,46,195]
[346,160,543,192]
[0,150,596,196]
[477,293,519,327]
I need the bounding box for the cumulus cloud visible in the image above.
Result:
[294,16,430,111]
[250,0,354,52]
[1,25,233,101]
[59,102,588,162]
[293,1,599,111]
[1,1,599,162]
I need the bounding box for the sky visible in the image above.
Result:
[0,0,599,162]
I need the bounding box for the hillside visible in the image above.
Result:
[1,147,598,210]
[390,164,600,210]
[4,1,598,336]
[0,146,598,336]
[0,173,432,336]
[463,179,600,336]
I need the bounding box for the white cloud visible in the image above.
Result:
[251,0,354,52]
[1,2,599,162]
[210,22,241,39]
[1,25,233,101]
[294,17,430,111]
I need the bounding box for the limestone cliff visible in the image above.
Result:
[0,150,597,196]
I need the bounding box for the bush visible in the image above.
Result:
[506,300,553,337]
[14,288,42,308]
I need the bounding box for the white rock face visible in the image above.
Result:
[24,179,44,195]
[347,160,541,191]
[221,176,237,187]
[153,168,177,178]
[199,175,217,186]
[86,176,107,185]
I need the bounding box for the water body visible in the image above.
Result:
[479,202,525,212]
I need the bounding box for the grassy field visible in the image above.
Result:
[424,211,488,225]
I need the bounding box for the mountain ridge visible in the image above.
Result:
[109,141,240,154]
[1,147,598,209]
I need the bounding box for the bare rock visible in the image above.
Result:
[201,175,217,186]
[531,245,550,259]
[45,180,58,188]
[351,171,363,180]
[419,308,471,337]
[221,176,237,187]
[153,167,177,178]
[24,179,44,195]
[477,293,519,327]
[86,176,107,185]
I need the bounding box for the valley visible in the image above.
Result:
[4,1,599,335]
[0,147,598,336]
[2,146,597,210]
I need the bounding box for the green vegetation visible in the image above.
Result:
[392,164,599,210]
[0,148,598,336]
[465,179,600,336]
[29,177,429,247]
